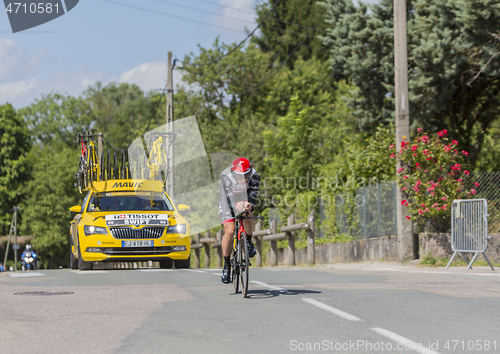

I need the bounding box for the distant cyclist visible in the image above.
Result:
[219,157,260,284]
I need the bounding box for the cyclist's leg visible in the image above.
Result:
[243,212,257,257]
[221,220,235,284]
[242,212,255,235]
[222,221,235,257]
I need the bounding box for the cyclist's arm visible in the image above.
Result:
[247,173,261,211]
[219,174,234,222]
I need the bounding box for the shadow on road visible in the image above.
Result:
[231,289,321,300]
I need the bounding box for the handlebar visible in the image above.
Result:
[235,212,264,220]
[75,131,103,143]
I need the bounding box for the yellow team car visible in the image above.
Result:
[69,179,191,270]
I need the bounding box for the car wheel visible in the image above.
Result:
[174,256,190,269]
[77,239,93,271]
[70,249,78,269]
[159,258,173,269]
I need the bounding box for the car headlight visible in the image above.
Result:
[171,245,187,252]
[167,224,186,234]
[84,225,108,236]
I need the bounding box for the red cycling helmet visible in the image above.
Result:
[231,157,252,179]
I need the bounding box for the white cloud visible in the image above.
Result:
[212,0,256,33]
[0,60,194,109]
[0,38,191,108]
[0,37,43,81]
[0,69,105,109]
[118,61,192,93]
[118,61,167,92]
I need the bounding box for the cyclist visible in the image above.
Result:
[219,157,260,284]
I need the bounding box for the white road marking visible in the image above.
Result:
[70,270,109,274]
[371,327,441,354]
[9,272,46,278]
[182,269,206,273]
[302,298,363,322]
[136,269,173,272]
[251,280,288,292]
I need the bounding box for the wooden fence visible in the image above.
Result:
[190,211,315,268]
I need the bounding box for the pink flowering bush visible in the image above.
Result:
[393,128,478,221]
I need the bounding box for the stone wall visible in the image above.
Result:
[264,233,500,266]
[419,232,500,263]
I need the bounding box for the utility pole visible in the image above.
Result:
[3,209,15,267]
[166,51,174,197]
[394,0,414,261]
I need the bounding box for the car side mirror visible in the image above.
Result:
[69,205,82,214]
[177,204,191,211]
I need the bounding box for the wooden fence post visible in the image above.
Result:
[255,220,262,267]
[204,231,211,269]
[194,233,200,269]
[287,213,295,266]
[307,211,315,266]
[270,219,278,266]
[216,229,223,268]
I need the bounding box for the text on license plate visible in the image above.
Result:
[122,240,154,247]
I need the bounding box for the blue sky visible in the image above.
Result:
[0,0,378,108]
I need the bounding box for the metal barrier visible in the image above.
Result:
[446,199,494,270]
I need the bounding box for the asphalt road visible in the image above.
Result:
[1,263,499,354]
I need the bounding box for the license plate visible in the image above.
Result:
[122,240,154,247]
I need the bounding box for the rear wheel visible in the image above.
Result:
[77,238,93,271]
[113,152,118,179]
[174,256,190,269]
[99,152,104,181]
[240,233,249,298]
[107,150,111,180]
[159,258,173,269]
[121,151,126,179]
[88,146,95,184]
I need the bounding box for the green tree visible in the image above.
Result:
[320,0,500,166]
[20,93,93,147]
[85,82,161,149]
[474,116,500,172]
[20,141,81,268]
[254,0,330,67]
[0,104,31,234]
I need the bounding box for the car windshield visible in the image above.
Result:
[87,192,174,212]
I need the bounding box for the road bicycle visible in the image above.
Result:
[231,212,264,298]
[75,130,102,193]
[147,132,175,186]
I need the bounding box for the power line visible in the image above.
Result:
[188,0,328,34]
[189,0,255,15]
[181,0,282,67]
[102,0,246,33]
[148,0,255,23]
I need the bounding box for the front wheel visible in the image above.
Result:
[231,247,239,293]
[240,233,249,298]
[70,250,78,269]
[77,239,93,270]
[159,258,173,269]
[174,256,190,269]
